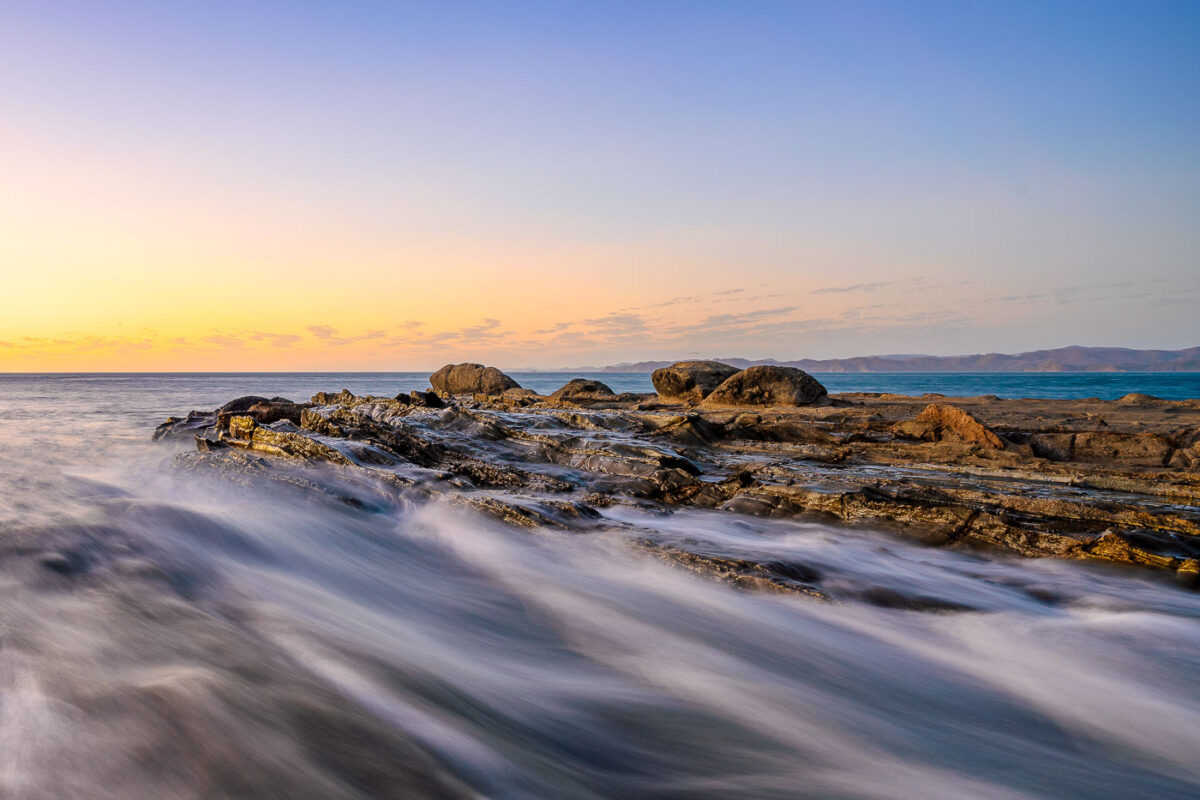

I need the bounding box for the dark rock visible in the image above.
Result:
[1030,433,1074,461]
[152,409,216,441]
[194,434,228,452]
[430,364,520,396]
[245,400,306,425]
[410,390,445,408]
[217,396,270,413]
[701,366,828,407]
[652,361,739,402]
[550,379,615,399]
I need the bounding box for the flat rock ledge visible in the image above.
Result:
[154,387,1200,603]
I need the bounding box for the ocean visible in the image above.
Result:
[4,369,1197,412]
[1,372,1198,798]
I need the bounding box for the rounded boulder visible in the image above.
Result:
[701,365,827,407]
[430,363,521,396]
[550,378,615,399]
[651,360,740,402]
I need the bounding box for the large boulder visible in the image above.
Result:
[652,360,739,402]
[550,378,615,399]
[430,363,520,396]
[701,366,827,407]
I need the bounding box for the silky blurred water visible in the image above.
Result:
[0,373,1198,799]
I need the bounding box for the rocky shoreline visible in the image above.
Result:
[153,362,1200,602]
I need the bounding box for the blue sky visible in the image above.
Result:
[1,0,1197,368]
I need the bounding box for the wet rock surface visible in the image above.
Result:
[155,386,1200,598]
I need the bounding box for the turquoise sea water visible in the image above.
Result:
[3,371,1198,404]
[807,371,1200,400]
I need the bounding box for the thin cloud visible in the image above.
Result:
[202,334,246,348]
[582,313,648,332]
[307,324,337,340]
[811,280,895,295]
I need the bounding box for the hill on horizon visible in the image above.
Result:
[598,346,1200,373]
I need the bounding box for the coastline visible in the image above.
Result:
[153,377,1200,596]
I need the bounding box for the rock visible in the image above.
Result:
[430,364,520,396]
[892,420,939,442]
[701,366,828,407]
[217,395,270,413]
[311,389,359,405]
[550,379,615,399]
[1169,430,1200,470]
[245,400,306,425]
[1116,393,1161,406]
[503,387,538,398]
[914,404,1005,449]
[652,361,740,402]
[1072,432,1171,467]
[408,390,444,408]
[152,409,216,441]
[222,415,352,464]
[1029,433,1074,461]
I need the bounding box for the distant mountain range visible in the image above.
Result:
[599,346,1200,373]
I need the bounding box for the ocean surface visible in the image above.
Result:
[4,370,1198,405]
[1,372,1199,799]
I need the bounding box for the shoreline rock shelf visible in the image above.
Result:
[153,368,1200,600]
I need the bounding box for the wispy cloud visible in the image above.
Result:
[811,280,895,295]
[307,324,337,340]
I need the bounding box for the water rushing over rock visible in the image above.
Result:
[1,374,1200,799]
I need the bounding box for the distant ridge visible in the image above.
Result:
[600,346,1200,373]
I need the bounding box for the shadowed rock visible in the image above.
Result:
[550,379,615,399]
[244,399,307,425]
[430,364,520,396]
[652,361,739,402]
[218,396,271,413]
[701,366,827,407]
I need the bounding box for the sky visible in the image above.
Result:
[1,0,1198,370]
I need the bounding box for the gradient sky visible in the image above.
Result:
[2,0,1198,370]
